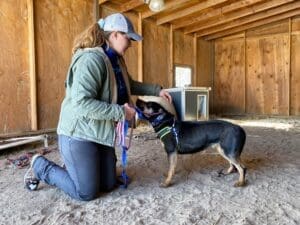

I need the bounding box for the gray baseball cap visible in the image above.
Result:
[98,13,142,41]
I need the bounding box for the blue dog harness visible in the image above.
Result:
[136,107,180,150]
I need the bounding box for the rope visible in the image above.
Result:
[6,145,56,169]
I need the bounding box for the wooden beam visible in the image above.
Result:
[193,34,197,86]
[169,24,174,87]
[185,0,294,34]
[244,31,247,114]
[0,128,56,139]
[197,1,300,37]
[120,0,144,13]
[204,8,300,40]
[27,0,38,131]
[173,0,266,30]
[156,0,229,25]
[138,13,143,82]
[94,0,100,21]
[141,0,192,19]
[99,0,109,5]
[99,2,121,12]
[288,18,291,116]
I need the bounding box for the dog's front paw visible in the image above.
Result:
[234,180,247,187]
[160,181,171,188]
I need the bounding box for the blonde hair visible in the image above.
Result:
[72,23,111,54]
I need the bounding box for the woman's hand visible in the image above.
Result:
[124,103,136,121]
[159,89,172,103]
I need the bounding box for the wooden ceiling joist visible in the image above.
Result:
[120,0,144,13]
[99,0,110,5]
[204,8,300,40]
[185,0,295,34]
[141,0,192,19]
[196,1,300,37]
[98,0,300,40]
[156,0,229,25]
[173,0,267,30]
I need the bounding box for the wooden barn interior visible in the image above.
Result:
[1,0,300,137]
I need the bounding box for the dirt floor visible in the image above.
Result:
[0,117,299,225]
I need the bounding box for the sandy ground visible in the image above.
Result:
[0,117,299,225]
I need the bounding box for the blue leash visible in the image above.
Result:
[117,120,131,188]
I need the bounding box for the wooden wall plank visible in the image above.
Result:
[173,31,193,67]
[246,35,290,115]
[193,34,197,86]
[196,39,213,87]
[35,0,95,129]
[143,20,170,88]
[214,37,245,114]
[246,20,289,37]
[123,12,139,80]
[172,30,194,87]
[137,12,143,82]
[196,38,213,113]
[291,16,300,32]
[169,24,174,87]
[27,0,37,130]
[291,34,300,115]
[0,0,31,133]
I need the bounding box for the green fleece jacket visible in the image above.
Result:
[57,47,161,146]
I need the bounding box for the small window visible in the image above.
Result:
[174,65,192,87]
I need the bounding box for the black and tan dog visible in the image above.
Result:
[136,96,247,188]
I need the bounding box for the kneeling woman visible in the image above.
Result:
[24,13,171,201]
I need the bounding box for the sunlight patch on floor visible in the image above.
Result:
[239,121,294,130]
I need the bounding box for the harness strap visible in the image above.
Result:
[157,126,172,140]
[156,120,180,151]
[171,120,180,151]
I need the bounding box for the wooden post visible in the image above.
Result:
[244,31,247,114]
[27,0,38,131]
[137,12,143,82]
[94,0,100,21]
[193,33,197,86]
[288,18,291,116]
[211,40,215,114]
[169,24,174,87]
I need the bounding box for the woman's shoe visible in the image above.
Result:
[24,154,42,191]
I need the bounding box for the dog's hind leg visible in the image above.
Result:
[160,152,177,188]
[230,160,246,187]
[218,163,237,177]
[215,144,246,187]
[226,164,237,174]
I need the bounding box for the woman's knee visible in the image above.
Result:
[76,190,98,201]
[100,182,116,192]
